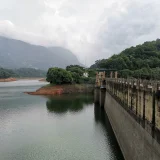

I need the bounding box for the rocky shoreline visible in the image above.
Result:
[25,84,94,95]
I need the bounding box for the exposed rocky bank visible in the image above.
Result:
[25,84,94,95]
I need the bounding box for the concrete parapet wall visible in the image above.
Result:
[106,78,160,132]
[104,91,160,160]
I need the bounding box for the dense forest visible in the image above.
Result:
[91,39,160,79]
[0,68,46,78]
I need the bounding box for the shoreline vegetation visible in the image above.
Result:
[25,84,94,95]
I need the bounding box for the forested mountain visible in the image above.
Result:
[0,36,81,70]
[0,68,46,78]
[91,39,160,79]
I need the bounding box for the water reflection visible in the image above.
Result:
[0,81,124,160]
[94,104,124,160]
[46,94,94,114]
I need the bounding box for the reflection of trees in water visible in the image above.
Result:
[46,94,94,114]
[94,104,124,160]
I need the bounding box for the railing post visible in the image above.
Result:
[127,82,129,107]
[143,90,146,121]
[135,80,138,115]
[136,90,138,115]
[131,87,133,110]
[152,90,156,135]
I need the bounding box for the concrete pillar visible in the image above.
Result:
[103,71,105,79]
[110,72,113,78]
[100,88,106,107]
[114,71,118,79]
[94,88,100,104]
[115,71,118,79]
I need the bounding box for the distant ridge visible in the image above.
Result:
[0,36,82,70]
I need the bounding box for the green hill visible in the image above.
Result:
[91,39,160,79]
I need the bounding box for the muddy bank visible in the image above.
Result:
[0,78,17,82]
[25,84,94,95]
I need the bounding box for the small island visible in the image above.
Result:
[26,65,96,95]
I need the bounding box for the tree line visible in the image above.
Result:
[90,39,160,79]
[0,68,46,78]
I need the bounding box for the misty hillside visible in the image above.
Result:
[0,36,81,70]
[0,67,46,78]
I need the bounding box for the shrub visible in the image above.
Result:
[46,67,72,84]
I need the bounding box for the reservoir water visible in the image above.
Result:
[0,80,124,160]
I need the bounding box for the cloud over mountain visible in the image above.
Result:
[0,0,160,65]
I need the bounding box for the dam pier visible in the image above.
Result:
[94,70,160,160]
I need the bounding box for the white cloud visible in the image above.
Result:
[0,20,52,46]
[0,0,160,65]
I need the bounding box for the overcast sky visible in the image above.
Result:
[0,0,160,65]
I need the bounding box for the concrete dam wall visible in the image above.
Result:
[95,77,160,160]
[104,91,160,160]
